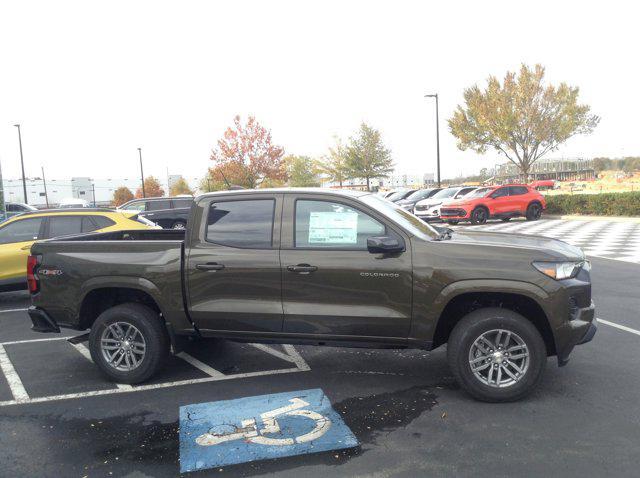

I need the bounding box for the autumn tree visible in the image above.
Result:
[112,186,134,207]
[345,123,394,191]
[200,161,253,192]
[449,64,600,178]
[284,155,321,187]
[318,136,349,187]
[169,177,193,196]
[209,115,286,189]
[135,176,165,198]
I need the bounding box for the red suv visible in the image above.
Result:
[439,184,546,225]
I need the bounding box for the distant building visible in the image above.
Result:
[495,158,596,183]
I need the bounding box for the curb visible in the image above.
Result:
[545,214,640,223]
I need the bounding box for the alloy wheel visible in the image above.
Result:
[468,329,530,388]
[100,322,146,371]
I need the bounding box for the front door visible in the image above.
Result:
[186,194,284,334]
[280,195,413,339]
[489,187,511,215]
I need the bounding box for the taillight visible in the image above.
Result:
[27,255,41,294]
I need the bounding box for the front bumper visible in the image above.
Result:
[439,208,470,220]
[28,306,60,333]
[556,300,596,366]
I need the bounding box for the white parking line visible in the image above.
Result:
[70,342,133,390]
[0,308,28,315]
[176,352,226,378]
[599,318,640,337]
[0,345,30,402]
[0,338,310,407]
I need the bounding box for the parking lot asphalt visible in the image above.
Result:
[1,240,640,476]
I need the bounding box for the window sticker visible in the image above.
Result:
[308,211,358,244]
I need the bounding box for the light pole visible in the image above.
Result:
[138,147,146,198]
[14,124,28,204]
[424,94,441,187]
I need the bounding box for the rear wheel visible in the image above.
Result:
[526,202,542,221]
[89,303,168,384]
[470,207,488,225]
[447,308,546,402]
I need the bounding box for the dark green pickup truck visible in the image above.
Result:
[27,188,596,402]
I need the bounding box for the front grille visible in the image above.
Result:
[440,208,466,217]
[415,205,428,211]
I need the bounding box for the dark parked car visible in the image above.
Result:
[28,188,596,402]
[395,188,442,210]
[119,197,193,229]
[386,189,418,202]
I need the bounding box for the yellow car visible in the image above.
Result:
[0,208,156,292]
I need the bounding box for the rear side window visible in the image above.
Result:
[48,216,83,237]
[206,200,275,249]
[509,186,528,195]
[0,218,43,244]
[295,199,385,249]
[88,216,115,230]
[147,200,172,211]
[172,199,192,208]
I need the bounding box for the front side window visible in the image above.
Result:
[0,218,43,244]
[491,187,509,198]
[206,199,275,248]
[123,201,146,211]
[295,200,385,249]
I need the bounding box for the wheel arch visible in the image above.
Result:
[431,283,556,356]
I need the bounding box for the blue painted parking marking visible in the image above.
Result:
[179,388,358,472]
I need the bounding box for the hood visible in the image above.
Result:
[444,197,473,206]
[448,230,585,261]
[416,198,444,208]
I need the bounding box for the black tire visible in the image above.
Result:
[470,207,488,225]
[447,220,459,225]
[501,217,511,222]
[526,202,542,221]
[171,221,186,230]
[447,308,546,402]
[89,303,168,384]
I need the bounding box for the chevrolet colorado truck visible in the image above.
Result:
[27,188,596,402]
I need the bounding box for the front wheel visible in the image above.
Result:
[447,308,546,402]
[526,203,542,221]
[171,221,186,230]
[89,303,168,384]
[470,207,488,225]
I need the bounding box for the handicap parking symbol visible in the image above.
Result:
[179,388,358,472]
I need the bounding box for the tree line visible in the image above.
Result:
[200,116,394,192]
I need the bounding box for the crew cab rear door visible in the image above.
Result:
[185,193,284,333]
[280,193,413,338]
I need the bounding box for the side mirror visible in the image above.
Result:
[367,236,405,254]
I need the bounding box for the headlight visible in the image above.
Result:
[532,261,584,280]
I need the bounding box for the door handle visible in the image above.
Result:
[196,263,225,271]
[287,264,318,274]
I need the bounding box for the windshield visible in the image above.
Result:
[463,187,492,199]
[405,189,432,201]
[387,190,409,201]
[431,188,458,199]
[361,194,439,240]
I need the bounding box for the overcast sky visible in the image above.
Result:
[1,0,638,186]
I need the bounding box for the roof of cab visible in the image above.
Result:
[196,188,370,201]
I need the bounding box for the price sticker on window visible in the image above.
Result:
[308,212,358,244]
